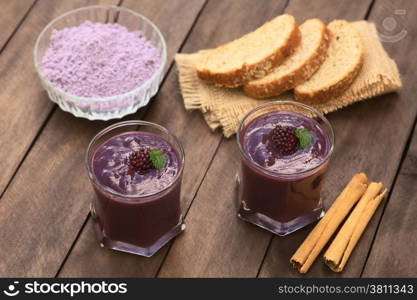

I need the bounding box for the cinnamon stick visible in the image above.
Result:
[324,185,388,272]
[290,173,368,273]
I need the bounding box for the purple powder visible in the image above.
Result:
[41,21,161,98]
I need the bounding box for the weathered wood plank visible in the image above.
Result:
[260,0,417,277]
[156,0,292,278]
[59,0,288,278]
[159,138,273,277]
[159,0,374,278]
[362,128,417,277]
[0,0,36,51]
[361,0,417,278]
[0,0,120,278]
[56,6,210,274]
[0,0,118,196]
[0,0,205,277]
[284,0,372,23]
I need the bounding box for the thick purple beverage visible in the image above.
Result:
[238,110,332,235]
[90,131,183,256]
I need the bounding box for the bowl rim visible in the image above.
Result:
[33,5,167,103]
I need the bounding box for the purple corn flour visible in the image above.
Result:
[41,21,161,98]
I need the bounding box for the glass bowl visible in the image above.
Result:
[33,5,167,120]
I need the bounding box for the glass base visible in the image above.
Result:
[91,204,185,257]
[235,174,324,236]
[237,203,324,236]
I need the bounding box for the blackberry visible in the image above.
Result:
[271,125,298,156]
[127,147,152,173]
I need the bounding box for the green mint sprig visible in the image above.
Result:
[150,150,166,170]
[295,128,312,149]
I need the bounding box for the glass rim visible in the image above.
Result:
[33,5,167,103]
[85,120,185,200]
[236,100,335,178]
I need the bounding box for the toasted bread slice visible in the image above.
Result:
[243,19,330,98]
[294,20,364,104]
[196,14,300,88]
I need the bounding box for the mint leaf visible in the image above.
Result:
[149,150,166,170]
[295,128,312,149]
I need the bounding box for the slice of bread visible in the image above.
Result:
[196,14,300,88]
[243,19,330,98]
[294,20,364,104]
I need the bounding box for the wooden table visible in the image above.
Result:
[0,0,416,278]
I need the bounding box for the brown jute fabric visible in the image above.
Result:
[176,21,402,137]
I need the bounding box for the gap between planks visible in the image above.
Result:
[250,0,292,278]
[154,134,223,278]
[255,0,377,277]
[156,0,291,278]
[54,0,210,277]
[359,107,417,277]
[0,106,57,200]
[28,0,406,277]
[0,0,38,55]
[0,0,122,200]
[257,0,415,277]
[0,0,56,200]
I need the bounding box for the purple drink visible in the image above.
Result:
[86,121,185,257]
[236,101,334,235]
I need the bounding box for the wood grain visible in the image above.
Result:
[285,0,372,23]
[0,0,205,277]
[361,127,417,277]
[259,0,417,277]
[157,0,290,278]
[159,138,272,277]
[0,0,118,196]
[57,0,212,273]
[159,0,375,279]
[0,0,36,51]
[59,0,287,278]
[361,0,417,278]
[59,0,288,278]
[0,0,120,277]
[2,0,415,278]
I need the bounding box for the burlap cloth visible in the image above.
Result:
[176,21,402,137]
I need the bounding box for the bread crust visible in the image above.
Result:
[196,16,301,88]
[294,21,364,104]
[243,19,330,98]
[294,55,363,104]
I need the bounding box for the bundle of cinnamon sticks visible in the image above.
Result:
[290,173,388,273]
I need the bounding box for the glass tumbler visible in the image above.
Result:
[236,101,334,236]
[86,121,185,257]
